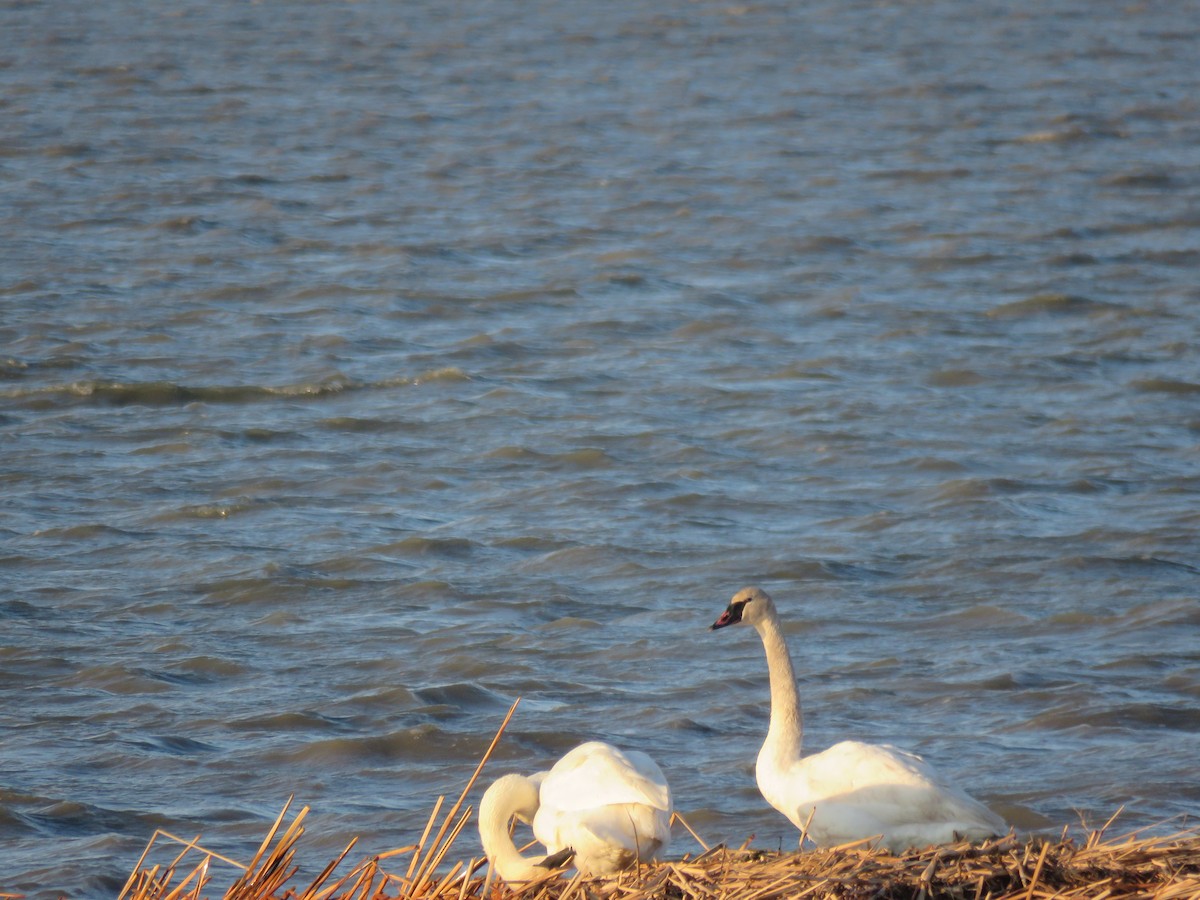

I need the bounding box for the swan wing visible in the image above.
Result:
[539,742,672,813]
[801,740,933,790]
[534,803,671,874]
[782,741,1004,848]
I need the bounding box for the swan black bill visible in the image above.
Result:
[538,848,575,870]
[710,603,743,630]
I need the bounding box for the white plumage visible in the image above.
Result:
[479,741,672,882]
[478,772,550,883]
[711,586,1006,851]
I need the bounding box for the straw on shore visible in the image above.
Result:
[115,701,1200,900]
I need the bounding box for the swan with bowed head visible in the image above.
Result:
[711,586,1007,851]
[479,741,673,882]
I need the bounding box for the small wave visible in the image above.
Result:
[516,545,612,574]
[867,166,973,183]
[1023,702,1200,733]
[197,577,286,606]
[125,734,219,756]
[1131,377,1200,395]
[538,615,604,631]
[32,523,145,540]
[170,655,250,680]
[494,535,571,552]
[336,686,421,714]
[413,682,509,710]
[153,500,273,522]
[1011,122,1124,143]
[986,293,1124,318]
[1101,170,1175,189]
[69,664,173,695]
[281,724,486,765]
[197,568,372,604]
[927,604,1033,628]
[410,366,470,384]
[481,446,615,470]
[925,368,986,387]
[929,477,1020,501]
[374,536,478,559]
[317,416,408,434]
[2,370,470,410]
[15,798,164,839]
[226,710,355,734]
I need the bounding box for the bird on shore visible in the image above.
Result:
[479,740,672,881]
[711,586,1006,851]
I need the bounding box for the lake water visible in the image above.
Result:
[2,0,1199,897]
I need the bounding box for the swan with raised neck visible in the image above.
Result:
[711,586,1006,851]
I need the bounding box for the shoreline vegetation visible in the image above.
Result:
[110,701,1198,900]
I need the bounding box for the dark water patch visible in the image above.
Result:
[664,716,721,735]
[0,599,45,619]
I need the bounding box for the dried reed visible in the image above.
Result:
[116,702,1200,900]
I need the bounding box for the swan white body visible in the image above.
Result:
[479,741,672,881]
[711,586,1006,851]
[534,741,673,874]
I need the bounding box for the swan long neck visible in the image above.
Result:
[755,611,804,766]
[479,777,545,883]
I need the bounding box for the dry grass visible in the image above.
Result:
[109,700,1200,900]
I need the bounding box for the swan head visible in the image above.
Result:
[710,586,775,630]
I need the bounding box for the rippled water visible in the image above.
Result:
[3,0,1200,896]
